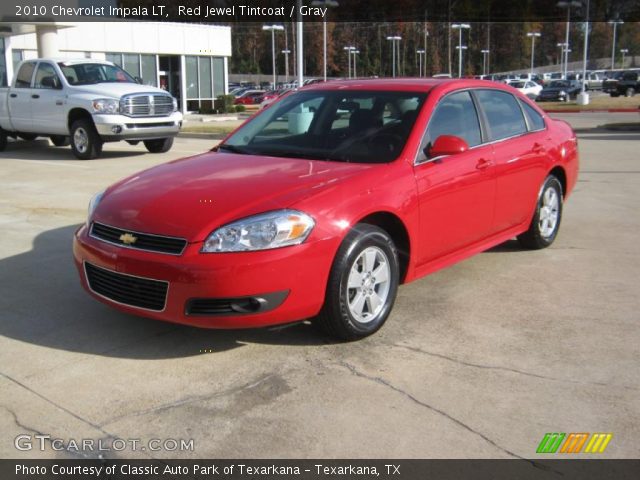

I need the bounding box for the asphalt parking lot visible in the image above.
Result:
[0,113,638,460]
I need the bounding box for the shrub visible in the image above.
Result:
[234,105,246,113]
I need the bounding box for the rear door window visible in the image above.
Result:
[15,62,35,88]
[474,89,527,141]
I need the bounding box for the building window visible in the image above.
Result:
[185,55,222,110]
[140,55,157,87]
[12,50,24,72]
[104,53,156,87]
[105,53,122,67]
[123,53,139,78]
[199,56,212,98]
[185,56,199,99]
[213,57,225,96]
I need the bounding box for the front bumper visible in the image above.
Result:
[73,224,335,329]
[93,112,182,141]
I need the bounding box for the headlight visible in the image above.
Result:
[172,97,178,112]
[87,190,105,222]
[201,210,315,253]
[559,90,567,96]
[92,98,120,114]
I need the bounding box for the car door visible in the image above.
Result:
[7,61,36,132]
[474,89,550,233]
[413,90,496,265]
[30,61,67,135]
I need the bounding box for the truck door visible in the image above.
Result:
[8,61,36,132]
[31,62,67,135]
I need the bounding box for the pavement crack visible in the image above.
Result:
[337,361,561,475]
[100,372,278,427]
[390,343,637,390]
[2,404,47,437]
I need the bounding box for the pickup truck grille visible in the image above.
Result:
[120,94,174,117]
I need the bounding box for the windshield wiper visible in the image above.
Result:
[216,144,256,155]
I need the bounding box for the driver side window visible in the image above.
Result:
[421,91,482,160]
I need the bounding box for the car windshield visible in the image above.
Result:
[58,62,136,85]
[549,81,569,88]
[220,90,427,163]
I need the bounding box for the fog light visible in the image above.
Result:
[111,125,122,134]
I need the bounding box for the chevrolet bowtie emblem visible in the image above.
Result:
[119,233,138,245]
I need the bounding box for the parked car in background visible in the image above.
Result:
[74,78,578,340]
[259,89,292,109]
[0,58,182,159]
[616,71,639,97]
[509,80,543,99]
[537,80,581,102]
[567,72,603,91]
[603,71,624,96]
[233,90,265,105]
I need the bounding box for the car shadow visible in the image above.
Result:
[0,225,334,360]
[484,239,529,253]
[0,140,146,160]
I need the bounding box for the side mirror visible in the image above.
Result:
[427,135,469,159]
[134,76,143,84]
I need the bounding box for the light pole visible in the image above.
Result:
[557,1,582,78]
[527,32,541,75]
[481,49,490,76]
[343,46,355,78]
[416,49,425,77]
[579,0,590,98]
[608,19,623,69]
[351,49,360,78]
[620,48,628,68]
[311,0,339,82]
[282,49,291,83]
[452,23,470,78]
[262,25,284,89]
[386,36,402,78]
[557,42,567,75]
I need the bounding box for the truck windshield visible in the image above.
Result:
[219,89,427,164]
[58,62,136,85]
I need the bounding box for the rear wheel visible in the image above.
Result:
[143,138,174,153]
[625,87,636,98]
[50,135,70,147]
[517,175,563,250]
[314,224,399,341]
[70,119,102,160]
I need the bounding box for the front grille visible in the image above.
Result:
[120,94,174,117]
[91,222,187,255]
[85,263,168,311]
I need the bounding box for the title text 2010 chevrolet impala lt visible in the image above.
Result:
[73,79,578,340]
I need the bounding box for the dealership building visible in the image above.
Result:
[0,22,232,113]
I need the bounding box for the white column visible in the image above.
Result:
[36,25,60,58]
[179,55,187,115]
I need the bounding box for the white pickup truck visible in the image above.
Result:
[0,58,182,159]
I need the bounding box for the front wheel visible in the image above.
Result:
[517,175,563,250]
[70,119,102,160]
[143,137,174,153]
[314,224,399,341]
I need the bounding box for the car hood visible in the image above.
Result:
[93,152,373,242]
[70,83,170,98]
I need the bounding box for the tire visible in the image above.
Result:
[18,133,37,141]
[0,128,7,151]
[313,224,400,341]
[517,175,563,250]
[70,119,102,160]
[50,135,70,147]
[625,88,636,98]
[143,137,174,153]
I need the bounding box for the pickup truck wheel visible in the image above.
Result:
[50,135,70,147]
[18,133,37,141]
[0,129,7,151]
[70,120,102,160]
[313,224,399,341]
[517,175,563,250]
[625,88,636,98]
[143,138,174,153]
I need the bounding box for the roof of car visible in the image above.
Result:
[301,77,504,93]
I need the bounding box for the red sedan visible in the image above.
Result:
[73,79,578,340]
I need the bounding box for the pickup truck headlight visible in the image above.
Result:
[87,189,105,223]
[172,97,178,112]
[201,210,315,253]
[559,90,567,97]
[92,98,120,114]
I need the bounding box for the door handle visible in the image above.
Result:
[532,142,546,154]
[31,94,40,99]
[55,100,64,105]
[9,93,17,98]
[476,158,492,170]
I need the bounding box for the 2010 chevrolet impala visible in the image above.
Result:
[73,79,578,340]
